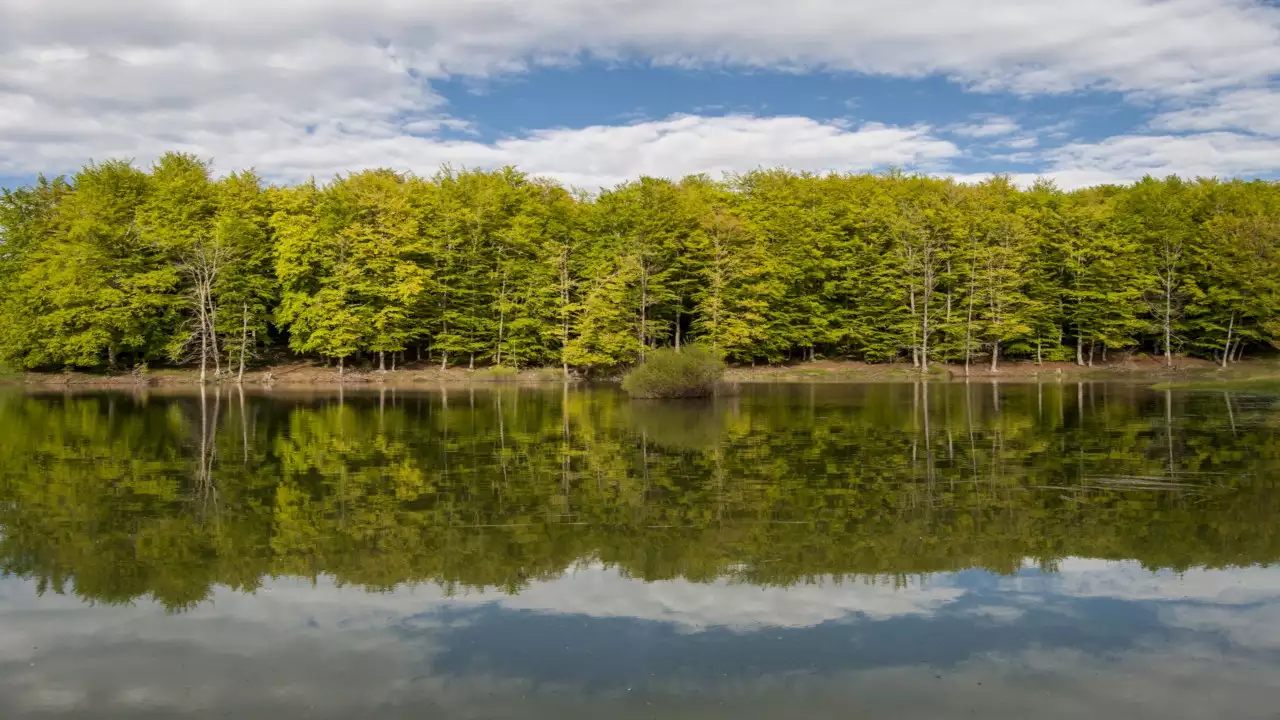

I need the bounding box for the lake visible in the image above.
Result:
[1,382,1278,719]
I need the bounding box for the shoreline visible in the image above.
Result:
[3,356,1277,390]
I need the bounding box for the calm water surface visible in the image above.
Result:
[1,382,1279,719]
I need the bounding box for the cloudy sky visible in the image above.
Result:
[1,0,1279,189]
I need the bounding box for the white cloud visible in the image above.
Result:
[5,0,1278,93]
[955,131,1280,189]
[1152,88,1280,136]
[1,1,1279,184]
[0,107,960,189]
[949,115,1020,138]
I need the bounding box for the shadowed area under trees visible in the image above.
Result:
[2,155,1279,375]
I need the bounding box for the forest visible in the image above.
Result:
[2,384,1277,610]
[1,153,1279,376]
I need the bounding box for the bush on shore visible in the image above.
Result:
[621,346,725,399]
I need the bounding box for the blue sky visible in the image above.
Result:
[1,0,1278,190]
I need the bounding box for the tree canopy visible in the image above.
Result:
[3,155,1279,373]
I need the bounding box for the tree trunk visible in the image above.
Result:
[674,299,682,351]
[964,261,977,377]
[1222,313,1235,369]
[560,246,572,379]
[1087,343,1095,367]
[990,340,999,372]
[391,353,396,372]
[1164,291,1173,368]
[237,303,247,383]
[496,274,507,366]
[1076,335,1084,366]
[197,322,208,384]
[338,356,344,376]
[379,351,386,372]
[440,351,448,371]
[207,290,222,378]
[921,292,931,373]
[639,265,648,361]
[1036,337,1042,365]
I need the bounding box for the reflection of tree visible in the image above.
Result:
[1,383,1278,611]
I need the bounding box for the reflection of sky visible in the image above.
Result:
[2,560,1279,719]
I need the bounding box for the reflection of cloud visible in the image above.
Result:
[460,565,966,629]
[191,564,967,631]
[960,604,1026,622]
[1010,559,1280,605]
[5,558,1280,719]
[1163,604,1280,651]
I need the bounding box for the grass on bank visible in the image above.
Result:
[622,345,726,399]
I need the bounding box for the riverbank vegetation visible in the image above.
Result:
[621,345,725,397]
[2,155,1278,377]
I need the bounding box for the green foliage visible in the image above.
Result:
[474,365,520,381]
[2,160,1279,372]
[621,345,726,398]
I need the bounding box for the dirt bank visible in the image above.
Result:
[723,355,1257,383]
[6,354,1277,390]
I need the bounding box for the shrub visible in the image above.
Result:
[621,345,725,399]
[475,365,520,382]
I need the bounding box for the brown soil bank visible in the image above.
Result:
[725,355,1276,383]
[5,354,1277,389]
[1,362,567,389]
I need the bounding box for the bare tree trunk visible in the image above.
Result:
[379,351,386,372]
[1164,290,1173,368]
[674,298,682,351]
[440,351,448,371]
[560,246,572,379]
[199,334,207,384]
[1222,312,1235,369]
[921,287,931,373]
[1076,332,1084,366]
[338,356,344,377]
[468,352,475,371]
[496,273,507,366]
[207,289,222,377]
[964,271,976,377]
[237,303,247,383]
[908,282,919,369]
[639,264,648,361]
[990,339,999,372]
[1087,342,1095,367]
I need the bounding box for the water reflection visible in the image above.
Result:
[0,382,1278,718]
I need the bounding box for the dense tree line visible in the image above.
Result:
[2,384,1277,610]
[3,154,1279,374]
